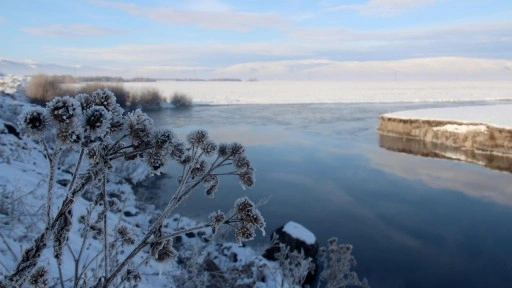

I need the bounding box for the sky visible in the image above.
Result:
[0,0,511,80]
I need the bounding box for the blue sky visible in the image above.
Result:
[0,0,511,79]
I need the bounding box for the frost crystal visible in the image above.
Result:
[46,96,82,125]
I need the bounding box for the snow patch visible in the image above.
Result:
[385,104,512,129]
[283,221,316,245]
[433,124,488,134]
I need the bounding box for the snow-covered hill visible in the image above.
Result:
[0,58,111,76]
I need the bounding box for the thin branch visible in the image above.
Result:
[0,233,17,261]
[57,262,65,288]
[67,148,85,194]
[107,134,128,154]
[152,223,211,243]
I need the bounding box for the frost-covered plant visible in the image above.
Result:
[1,90,263,287]
[319,237,369,288]
[273,241,315,287]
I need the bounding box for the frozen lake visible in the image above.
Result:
[138,100,512,288]
[123,80,512,105]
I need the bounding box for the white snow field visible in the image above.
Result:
[383,104,512,129]
[122,80,512,105]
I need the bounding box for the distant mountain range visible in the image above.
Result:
[0,58,112,76]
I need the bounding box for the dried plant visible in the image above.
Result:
[1,89,264,287]
[319,237,369,288]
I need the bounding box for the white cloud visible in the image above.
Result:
[48,42,313,65]
[181,0,232,12]
[22,24,122,38]
[94,1,285,31]
[330,0,439,16]
[287,22,512,59]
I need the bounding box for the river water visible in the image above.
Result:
[139,101,512,288]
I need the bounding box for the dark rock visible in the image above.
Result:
[3,123,20,139]
[56,179,70,187]
[228,252,238,263]
[123,210,138,217]
[185,232,196,238]
[263,221,319,287]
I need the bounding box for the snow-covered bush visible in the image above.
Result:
[1,89,263,287]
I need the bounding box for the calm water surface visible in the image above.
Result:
[141,102,512,288]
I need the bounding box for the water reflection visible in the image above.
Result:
[379,134,512,173]
[371,137,512,206]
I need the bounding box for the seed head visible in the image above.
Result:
[18,107,50,139]
[123,268,142,284]
[46,96,82,125]
[217,143,230,158]
[235,225,256,244]
[208,210,226,227]
[29,266,49,288]
[150,240,176,263]
[145,149,165,175]
[117,225,136,245]
[187,130,208,146]
[126,109,153,147]
[239,169,255,188]
[154,129,175,151]
[233,155,251,172]
[201,140,217,156]
[229,142,245,157]
[84,106,111,138]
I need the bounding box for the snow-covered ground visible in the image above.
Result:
[122,80,512,105]
[0,75,26,96]
[383,104,512,129]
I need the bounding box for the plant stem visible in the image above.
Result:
[68,148,85,194]
[4,166,102,286]
[102,175,109,278]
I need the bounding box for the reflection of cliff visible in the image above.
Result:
[379,134,512,173]
[367,148,512,207]
[378,116,512,173]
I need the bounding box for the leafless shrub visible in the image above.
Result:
[129,88,164,111]
[319,237,369,288]
[171,92,192,109]
[25,74,69,104]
